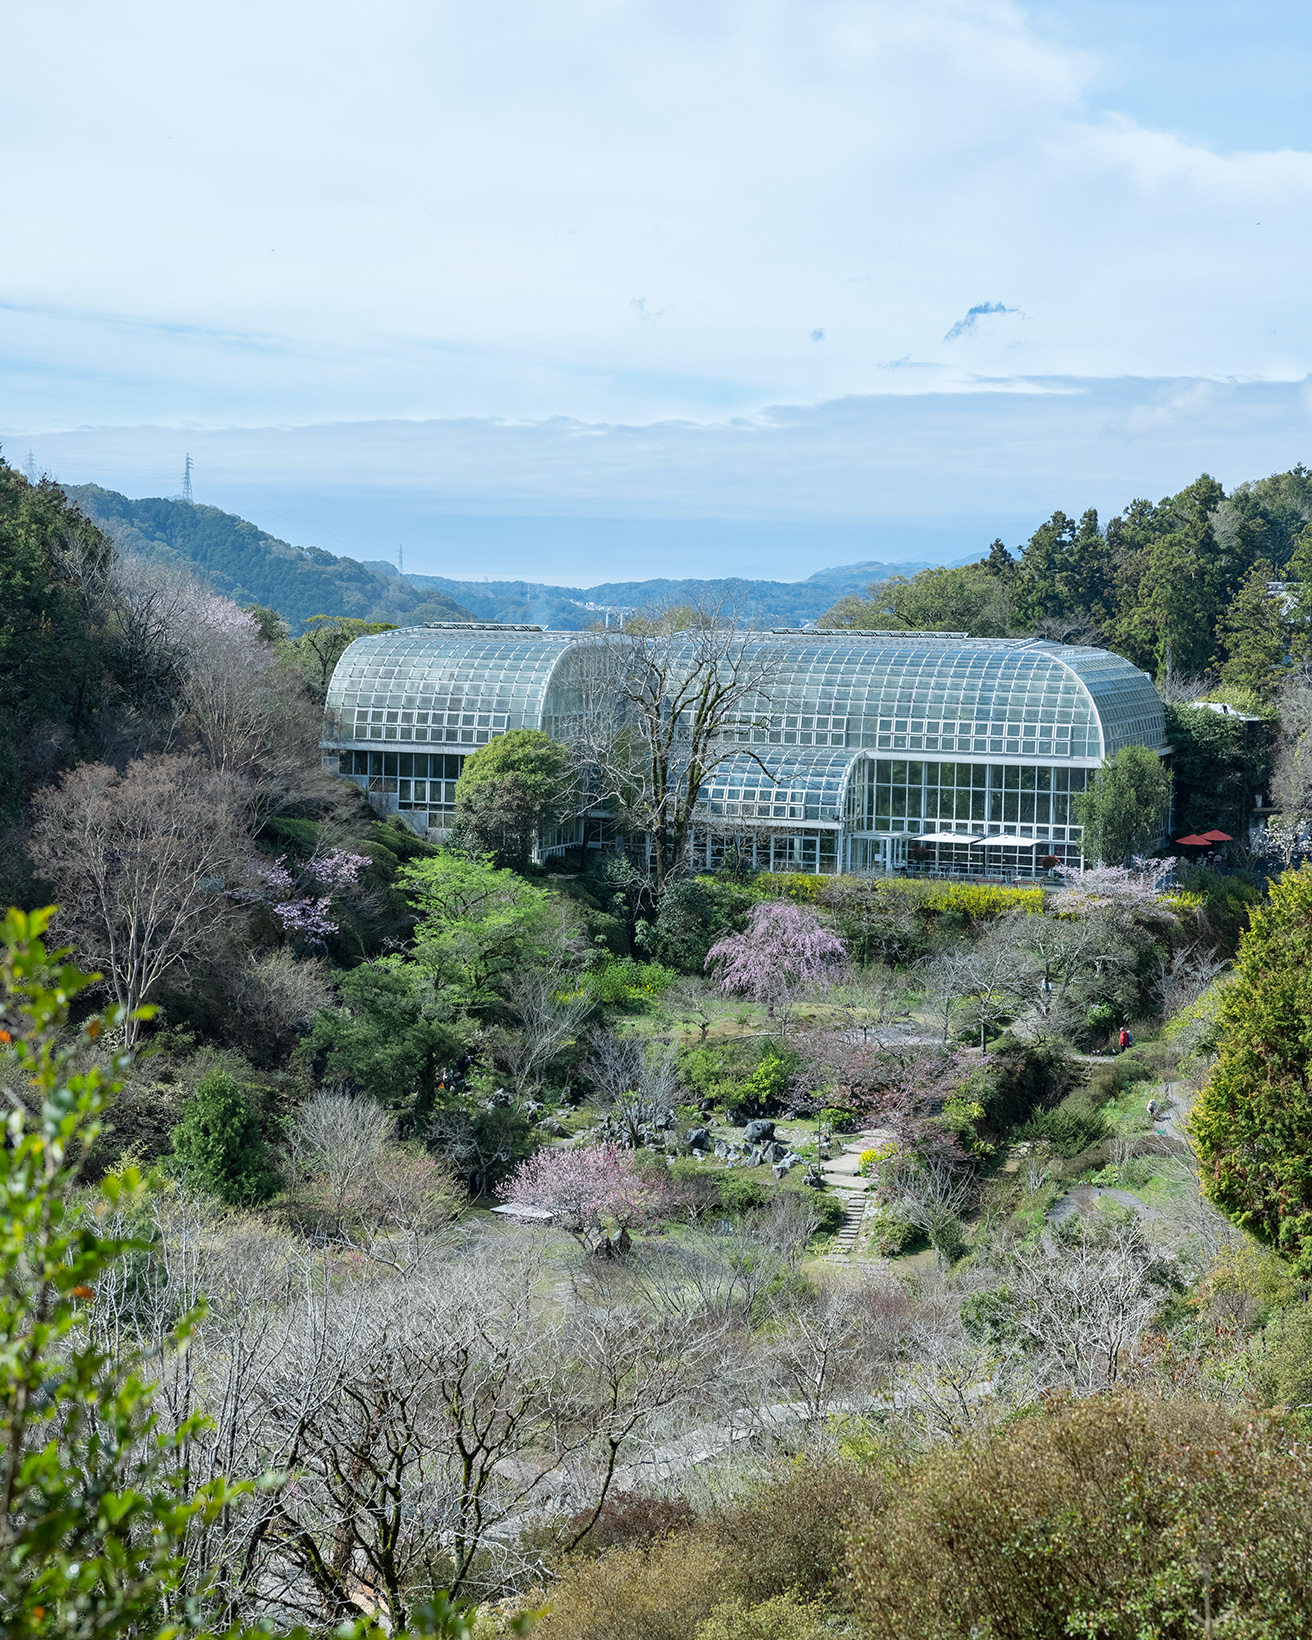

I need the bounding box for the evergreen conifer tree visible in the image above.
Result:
[170,1068,280,1205]
[1191,864,1312,1273]
[1216,559,1289,700]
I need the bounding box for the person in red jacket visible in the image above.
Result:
[1117,1026,1132,1053]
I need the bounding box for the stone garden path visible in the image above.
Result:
[817,1129,896,1259]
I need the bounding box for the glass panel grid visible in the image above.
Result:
[323,628,1163,867]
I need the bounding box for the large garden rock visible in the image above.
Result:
[536,1116,568,1138]
[688,1127,712,1151]
[744,1119,776,1143]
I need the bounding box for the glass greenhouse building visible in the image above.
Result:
[321,623,1168,877]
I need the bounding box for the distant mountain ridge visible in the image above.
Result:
[62,484,936,631]
[400,559,935,628]
[62,485,475,632]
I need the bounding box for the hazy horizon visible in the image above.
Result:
[6,2,1312,582]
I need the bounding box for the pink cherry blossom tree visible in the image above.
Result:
[705,899,847,1025]
[247,848,370,947]
[500,1142,669,1249]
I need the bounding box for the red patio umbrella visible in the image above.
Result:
[1198,829,1233,842]
[1175,835,1210,845]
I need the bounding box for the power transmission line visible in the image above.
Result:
[181,454,193,504]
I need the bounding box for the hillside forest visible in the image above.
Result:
[59,481,931,632]
[7,451,1312,1639]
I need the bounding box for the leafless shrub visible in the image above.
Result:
[1153,670,1214,705]
[822,963,907,1030]
[107,553,330,816]
[287,1092,396,1217]
[890,1158,976,1268]
[585,1032,682,1145]
[988,1218,1180,1391]
[764,1273,893,1424]
[222,947,333,1064]
[1271,677,1312,817]
[1022,1147,1050,1195]
[619,1198,818,1326]
[666,978,716,1043]
[286,1091,464,1267]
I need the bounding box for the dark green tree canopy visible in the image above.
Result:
[1012,507,1111,631]
[288,613,398,700]
[0,462,117,815]
[1164,700,1273,839]
[1215,561,1289,699]
[304,958,474,1126]
[814,465,1312,686]
[452,729,577,868]
[819,561,1013,637]
[170,1068,281,1205]
[1192,864,1312,1274]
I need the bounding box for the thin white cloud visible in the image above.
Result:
[3,1,1312,433]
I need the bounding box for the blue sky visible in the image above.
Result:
[4,1,1312,584]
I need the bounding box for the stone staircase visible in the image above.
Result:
[828,1189,868,1256]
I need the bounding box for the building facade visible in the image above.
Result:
[321,623,1168,876]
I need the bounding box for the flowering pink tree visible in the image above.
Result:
[705,900,847,1023]
[500,1142,669,1248]
[247,848,370,947]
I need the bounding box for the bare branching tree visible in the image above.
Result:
[989,1219,1179,1391]
[1152,670,1214,706]
[893,1298,1043,1443]
[104,554,329,818]
[1262,813,1312,869]
[918,945,978,1045]
[954,919,1029,1049]
[286,1093,397,1231]
[891,1158,976,1269]
[584,1031,682,1146]
[1007,902,1144,1039]
[1271,677,1312,818]
[1153,943,1228,1019]
[764,1275,889,1424]
[29,753,243,1042]
[620,1202,816,1326]
[572,606,782,884]
[286,1092,464,1270]
[491,968,595,1097]
[221,947,334,1066]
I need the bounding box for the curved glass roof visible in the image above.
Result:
[323,625,1165,765]
[728,633,1165,763]
[323,625,588,749]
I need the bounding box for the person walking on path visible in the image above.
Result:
[1117,1026,1133,1053]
